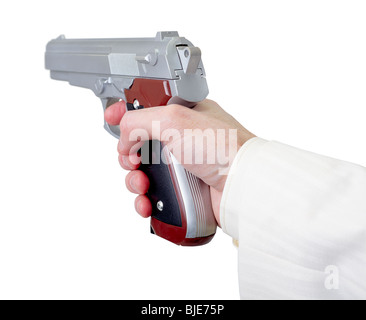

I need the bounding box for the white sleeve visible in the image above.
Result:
[220,137,366,300]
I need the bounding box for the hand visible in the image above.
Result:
[104,99,255,226]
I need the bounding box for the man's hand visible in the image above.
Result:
[104,99,255,226]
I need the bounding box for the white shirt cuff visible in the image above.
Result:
[220,137,269,239]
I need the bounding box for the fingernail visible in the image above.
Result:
[130,175,138,193]
[136,198,142,212]
[122,155,130,168]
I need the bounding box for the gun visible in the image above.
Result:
[45,31,217,246]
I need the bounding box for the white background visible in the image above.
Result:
[0,0,365,299]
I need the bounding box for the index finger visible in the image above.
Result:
[104,100,126,126]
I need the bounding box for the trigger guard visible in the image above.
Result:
[102,97,125,139]
[104,121,120,139]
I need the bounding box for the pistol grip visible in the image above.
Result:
[124,79,217,246]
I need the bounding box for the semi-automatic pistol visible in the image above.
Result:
[45,31,217,246]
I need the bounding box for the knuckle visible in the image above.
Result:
[164,104,190,122]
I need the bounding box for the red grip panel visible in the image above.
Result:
[124,78,172,107]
